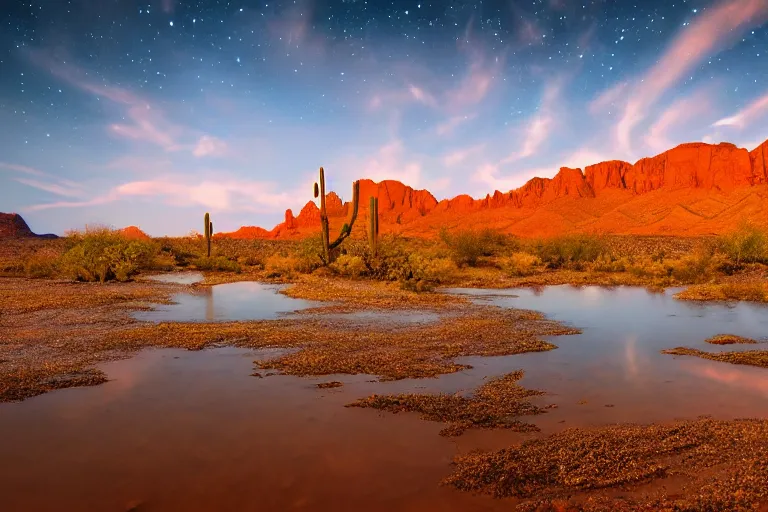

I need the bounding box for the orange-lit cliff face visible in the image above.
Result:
[219,139,768,240]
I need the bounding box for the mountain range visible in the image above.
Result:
[222,138,768,239]
[2,138,767,240]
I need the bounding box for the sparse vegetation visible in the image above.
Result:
[662,347,768,368]
[705,334,758,345]
[348,370,548,436]
[445,417,768,511]
[58,226,161,282]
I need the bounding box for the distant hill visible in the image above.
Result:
[218,138,768,239]
[0,213,58,239]
[119,226,151,240]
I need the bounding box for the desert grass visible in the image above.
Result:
[705,334,758,345]
[445,417,768,511]
[675,282,768,302]
[662,347,768,368]
[348,370,551,436]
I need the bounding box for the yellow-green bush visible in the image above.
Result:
[589,254,628,273]
[58,227,159,282]
[501,252,541,276]
[194,256,241,273]
[533,234,607,270]
[407,254,458,283]
[330,254,367,278]
[440,227,505,267]
[714,224,768,265]
[264,254,301,277]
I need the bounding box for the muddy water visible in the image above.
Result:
[0,348,510,512]
[2,284,768,511]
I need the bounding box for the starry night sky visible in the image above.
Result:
[1,0,767,236]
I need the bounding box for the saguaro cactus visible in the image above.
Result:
[204,212,213,257]
[314,167,360,264]
[368,196,379,256]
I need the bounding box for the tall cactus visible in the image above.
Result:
[204,212,213,258]
[314,167,360,264]
[368,196,379,256]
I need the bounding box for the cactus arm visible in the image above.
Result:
[328,180,360,250]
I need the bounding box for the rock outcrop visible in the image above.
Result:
[119,226,151,240]
[0,213,57,239]
[217,139,768,239]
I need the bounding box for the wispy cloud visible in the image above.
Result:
[713,91,768,129]
[29,49,224,156]
[502,80,561,163]
[193,135,228,158]
[28,175,292,213]
[601,0,768,152]
[435,113,477,136]
[443,144,485,167]
[1,162,86,198]
[646,91,713,152]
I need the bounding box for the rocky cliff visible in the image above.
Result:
[0,213,58,239]
[218,139,768,239]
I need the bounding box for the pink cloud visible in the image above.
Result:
[435,113,477,136]
[192,135,228,158]
[1,162,87,198]
[443,144,485,167]
[646,91,713,152]
[502,81,561,163]
[472,163,550,193]
[29,176,293,213]
[109,105,177,150]
[444,59,497,111]
[161,0,175,14]
[713,91,768,129]
[606,0,768,151]
[13,178,85,198]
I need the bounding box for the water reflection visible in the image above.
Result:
[133,282,325,322]
[448,285,768,426]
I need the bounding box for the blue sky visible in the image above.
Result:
[1,0,767,236]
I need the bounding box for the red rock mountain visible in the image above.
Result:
[119,226,151,240]
[219,139,768,239]
[0,213,57,239]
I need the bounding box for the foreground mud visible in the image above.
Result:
[446,417,768,511]
[0,276,577,401]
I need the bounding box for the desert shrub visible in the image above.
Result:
[714,224,768,265]
[194,256,241,273]
[294,235,325,272]
[58,227,159,282]
[628,258,672,279]
[501,252,541,277]
[330,254,367,278]
[533,234,607,270]
[407,254,458,283]
[23,253,58,278]
[668,252,717,284]
[589,254,628,273]
[440,228,504,267]
[264,254,303,277]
